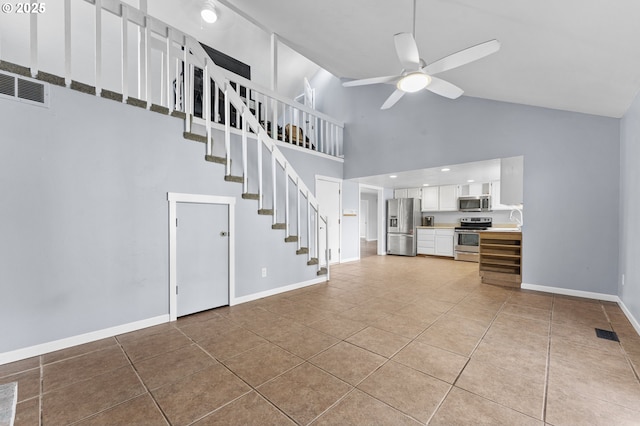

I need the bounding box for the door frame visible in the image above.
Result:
[359,184,385,257]
[315,175,342,264]
[167,193,236,321]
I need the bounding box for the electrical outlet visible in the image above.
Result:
[261,267,267,278]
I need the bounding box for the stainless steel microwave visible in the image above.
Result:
[458,195,491,212]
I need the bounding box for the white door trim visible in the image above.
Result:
[359,184,385,256]
[315,175,342,264]
[167,193,236,321]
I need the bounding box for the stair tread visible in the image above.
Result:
[296,247,309,255]
[242,193,260,200]
[285,236,298,243]
[183,132,207,143]
[317,267,328,276]
[205,155,227,164]
[307,258,319,265]
[126,96,147,109]
[224,175,244,183]
[272,223,286,230]
[258,209,274,215]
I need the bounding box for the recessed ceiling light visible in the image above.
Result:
[467,179,475,183]
[441,168,450,172]
[389,175,397,178]
[423,183,429,186]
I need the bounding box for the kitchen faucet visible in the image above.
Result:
[510,207,523,229]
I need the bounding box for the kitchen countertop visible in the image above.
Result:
[416,224,456,229]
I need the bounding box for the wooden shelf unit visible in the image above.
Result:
[479,231,522,288]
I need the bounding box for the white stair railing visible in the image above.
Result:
[0,0,332,275]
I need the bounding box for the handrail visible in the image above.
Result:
[184,39,325,214]
[5,0,333,269]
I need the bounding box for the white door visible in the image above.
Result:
[176,202,229,317]
[316,178,341,265]
[360,200,368,239]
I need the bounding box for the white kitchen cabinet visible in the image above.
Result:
[417,228,435,255]
[490,181,509,210]
[459,182,490,196]
[407,187,422,199]
[438,185,459,211]
[417,228,454,257]
[421,187,439,211]
[501,156,524,205]
[434,229,454,257]
[394,188,408,199]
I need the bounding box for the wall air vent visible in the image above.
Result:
[0,71,49,107]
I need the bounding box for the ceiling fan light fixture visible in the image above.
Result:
[397,72,431,93]
[201,2,218,23]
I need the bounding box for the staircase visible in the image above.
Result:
[0,0,342,277]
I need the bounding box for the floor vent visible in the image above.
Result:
[595,328,619,342]
[0,71,49,107]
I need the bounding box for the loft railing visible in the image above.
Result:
[0,0,332,271]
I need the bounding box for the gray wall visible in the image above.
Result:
[0,85,340,353]
[619,92,640,324]
[315,76,621,295]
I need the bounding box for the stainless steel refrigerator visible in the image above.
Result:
[387,198,421,256]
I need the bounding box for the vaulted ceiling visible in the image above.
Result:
[219,0,640,118]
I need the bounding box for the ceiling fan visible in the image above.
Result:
[342,0,500,110]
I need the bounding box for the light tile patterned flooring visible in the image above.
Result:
[3,255,640,425]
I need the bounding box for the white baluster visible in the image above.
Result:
[242,109,248,194]
[224,83,231,176]
[258,131,263,209]
[296,181,301,250]
[307,195,312,261]
[29,8,38,77]
[271,153,277,225]
[165,28,171,110]
[204,60,211,156]
[64,0,71,85]
[94,0,102,94]
[121,5,128,101]
[285,166,290,236]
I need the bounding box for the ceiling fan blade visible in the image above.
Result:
[381,89,405,110]
[426,77,464,99]
[342,75,401,87]
[424,39,501,75]
[394,32,421,71]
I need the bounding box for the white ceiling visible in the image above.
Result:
[353,158,501,190]
[220,0,640,118]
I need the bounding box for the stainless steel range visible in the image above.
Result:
[454,217,493,262]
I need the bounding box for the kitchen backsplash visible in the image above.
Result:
[422,210,518,226]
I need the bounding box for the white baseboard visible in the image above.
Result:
[0,315,170,366]
[617,299,640,337]
[340,257,360,264]
[521,283,619,302]
[522,282,640,337]
[231,277,327,306]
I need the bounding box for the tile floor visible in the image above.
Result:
[3,255,640,425]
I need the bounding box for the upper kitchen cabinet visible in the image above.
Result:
[439,185,459,211]
[407,187,422,199]
[421,185,458,211]
[459,182,491,196]
[500,156,524,205]
[394,188,408,199]
[490,181,510,210]
[395,188,422,199]
[421,187,439,211]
